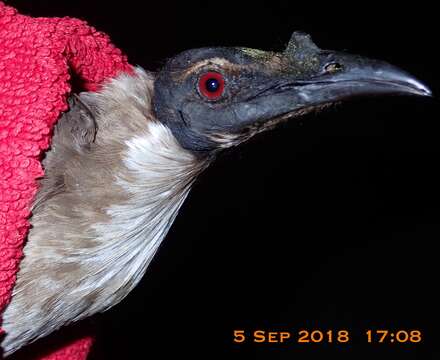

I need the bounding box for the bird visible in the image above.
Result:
[0,31,431,356]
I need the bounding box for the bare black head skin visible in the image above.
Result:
[154,31,430,154]
[0,31,431,357]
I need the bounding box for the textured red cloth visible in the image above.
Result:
[0,2,132,358]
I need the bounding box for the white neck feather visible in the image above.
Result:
[87,121,205,311]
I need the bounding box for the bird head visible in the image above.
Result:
[153,31,431,154]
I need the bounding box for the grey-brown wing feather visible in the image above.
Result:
[32,94,97,212]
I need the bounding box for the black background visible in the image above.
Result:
[7,1,440,359]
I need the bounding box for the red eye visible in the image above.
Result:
[198,72,225,100]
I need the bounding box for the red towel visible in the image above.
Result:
[0,2,132,358]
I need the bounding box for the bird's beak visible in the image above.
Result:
[284,56,431,105]
[232,32,431,130]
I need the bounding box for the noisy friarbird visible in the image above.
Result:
[0,32,431,356]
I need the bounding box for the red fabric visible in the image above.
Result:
[0,2,132,358]
[33,337,94,360]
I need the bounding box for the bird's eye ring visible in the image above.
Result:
[324,62,343,73]
[198,72,225,100]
